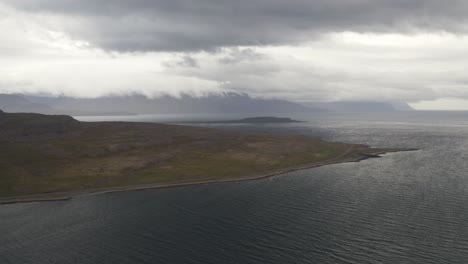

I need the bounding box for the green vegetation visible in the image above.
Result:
[0,111,391,198]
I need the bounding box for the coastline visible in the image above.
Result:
[0,148,417,205]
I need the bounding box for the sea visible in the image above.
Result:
[2,111,468,264]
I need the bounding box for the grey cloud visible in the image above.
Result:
[168,49,464,102]
[176,55,199,68]
[179,56,198,67]
[5,0,468,52]
[163,55,199,68]
[218,48,264,64]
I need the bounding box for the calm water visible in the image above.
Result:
[2,112,468,263]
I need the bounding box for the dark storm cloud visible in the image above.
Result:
[5,0,468,52]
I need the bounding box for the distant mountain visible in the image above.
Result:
[0,94,55,114]
[1,93,417,115]
[301,101,414,112]
[21,93,325,115]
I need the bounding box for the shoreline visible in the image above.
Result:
[0,148,417,205]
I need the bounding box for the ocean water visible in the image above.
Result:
[2,112,468,263]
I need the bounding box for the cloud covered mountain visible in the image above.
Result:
[0,93,325,115]
[0,94,55,114]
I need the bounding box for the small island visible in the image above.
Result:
[178,116,303,124]
[0,111,406,204]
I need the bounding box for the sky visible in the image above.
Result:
[1,0,468,110]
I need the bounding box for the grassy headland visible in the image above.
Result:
[0,111,403,202]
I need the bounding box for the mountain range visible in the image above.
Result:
[0,93,413,115]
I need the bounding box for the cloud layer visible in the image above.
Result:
[5,0,468,52]
[1,0,468,109]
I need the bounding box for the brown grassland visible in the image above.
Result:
[0,111,399,201]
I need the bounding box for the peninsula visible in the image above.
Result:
[0,111,404,203]
[178,116,303,124]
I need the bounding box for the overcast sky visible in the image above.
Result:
[2,0,468,109]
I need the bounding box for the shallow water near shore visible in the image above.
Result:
[2,112,468,263]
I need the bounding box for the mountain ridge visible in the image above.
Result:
[16,92,324,115]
